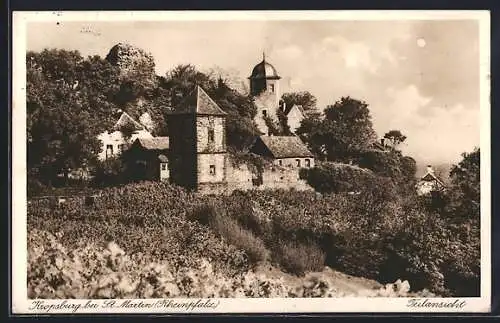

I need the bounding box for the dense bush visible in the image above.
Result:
[299,162,394,194]
[91,157,127,187]
[191,203,270,264]
[272,240,326,276]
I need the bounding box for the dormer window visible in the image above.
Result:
[262,110,267,117]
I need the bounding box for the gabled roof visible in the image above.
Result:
[372,141,388,152]
[284,104,305,116]
[134,137,169,150]
[254,135,314,158]
[170,86,227,116]
[112,111,145,131]
[420,171,445,187]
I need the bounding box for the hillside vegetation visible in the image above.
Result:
[28,159,479,298]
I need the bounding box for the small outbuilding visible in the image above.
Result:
[125,137,170,181]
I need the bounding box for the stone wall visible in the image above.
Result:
[261,165,312,191]
[254,92,279,134]
[225,160,313,192]
[197,153,227,184]
[196,116,226,153]
[226,163,255,190]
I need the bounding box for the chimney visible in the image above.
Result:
[426,165,434,174]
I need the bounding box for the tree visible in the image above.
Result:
[295,113,328,160]
[281,91,317,114]
[164,64,215,109]
[297,96,377,162]
[445,147,480,221]
[27,49,121,185]
[276,108,293,136]
[211,77,260,150]
[384,130,407,150]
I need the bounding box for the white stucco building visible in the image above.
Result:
[97,111,153,161]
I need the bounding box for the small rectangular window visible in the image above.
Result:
[278,159,282,166]
[269,84,275,92]
[208,129,215,143]
[262,110,267,117]
[296,159,301,167]
[106,144,113,158]
[209,165,216,175]
[161,163,167,171]
[305,159,311,168]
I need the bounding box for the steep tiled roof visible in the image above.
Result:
[256,135,314,158]
[135,137,169,150]
[170,86,227,116]
[112,112,145,131]
[421,171,445,187]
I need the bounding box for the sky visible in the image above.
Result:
[26,19,482,165]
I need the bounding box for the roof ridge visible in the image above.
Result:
[114,111,145,130]
[196,86,227,115]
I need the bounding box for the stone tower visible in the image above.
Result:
[248,53,281,134]
[167,86,227,191]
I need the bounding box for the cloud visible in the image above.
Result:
[273,44,303,60]
[371,85,479,164]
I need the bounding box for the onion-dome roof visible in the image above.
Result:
[249,53,281,80]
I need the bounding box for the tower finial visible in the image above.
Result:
[262,51,266,62]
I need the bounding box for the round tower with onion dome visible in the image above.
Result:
[248,53,282,134]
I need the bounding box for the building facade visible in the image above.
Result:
[125,137,170,181]
[167,86,228,191]
[97,111,153,161]
[165,86,314,194]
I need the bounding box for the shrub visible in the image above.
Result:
[191,203,270,265]
[299,162,383,194]
[273,240,326,276]
[92,156,126,187]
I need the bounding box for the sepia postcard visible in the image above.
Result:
[11,10,491,314]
